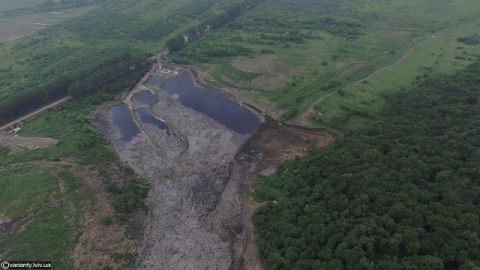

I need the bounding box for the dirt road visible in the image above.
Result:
[344,38,427,91]
[0,96,71,132]
[302,37,428,119]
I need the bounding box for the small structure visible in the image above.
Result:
[303,110,315,118]
[159,67,179,76]
[8,127,21,136]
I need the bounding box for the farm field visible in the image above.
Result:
[0,0,97,41]
[0,0,42,12]
[169,0,480,132]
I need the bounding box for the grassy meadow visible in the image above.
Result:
[169,0,480,132]
[0,89,117,268]
[0,0,97,41]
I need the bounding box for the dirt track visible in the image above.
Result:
[302,37,429,119]
[0,96,71,132]
[343,37,427,91]
[0,134,58,151]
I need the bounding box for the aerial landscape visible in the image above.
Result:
[0,0,479,269]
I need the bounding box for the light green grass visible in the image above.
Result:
[0,0,41,13]
[314,17,480,132]
[0,164,86,269]
[171,0,480,131]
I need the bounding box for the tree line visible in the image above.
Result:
[166,0,265,52]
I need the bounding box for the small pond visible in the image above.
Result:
[137,107,172,136]
[109,103,140,141]
[133,90,157,106]
[161,73,260,134]
[145,75,164,87]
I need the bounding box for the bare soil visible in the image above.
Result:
[0,134,58,151]
[232,54,279,73]
[250,65,306,91]
[226,117,336,270]
[97,56,337,270]
[72,163,144,270]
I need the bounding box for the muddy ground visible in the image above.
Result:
[98,59,336,270]
[0,134,58,151]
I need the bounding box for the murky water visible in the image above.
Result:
[106,72,260,145]
[1,219,15,233]
[161,73,260,134]
[146,75,164,88]
[133,90,157,106]
[109,103,140,141]
[137,107,171,135]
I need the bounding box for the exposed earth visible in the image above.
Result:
[95,56,336,270]
[0,134,58,151]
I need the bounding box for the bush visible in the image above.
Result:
[101,216,113,226]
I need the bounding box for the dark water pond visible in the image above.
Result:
[133,90,157,105]
[161,73,260,134]
[110,103,140,141]
[146,75,163,87]
[137,107,172,135]
[1,219,15,233]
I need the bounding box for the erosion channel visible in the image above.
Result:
[95,58,336,270]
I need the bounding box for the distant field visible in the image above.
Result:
[0,0,42,12]
[170,0,480,132]
[0,1,95,41]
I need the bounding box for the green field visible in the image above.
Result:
[0,0,98,41]
[169,0,480,132]
[0,96,106,268]
[0,0,42,12]
[0,165,87,269]
[314,16,480,132]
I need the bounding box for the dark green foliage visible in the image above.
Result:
[174,42,254,62]
[166,0,265,52]
[254,61,480,269]
[111,178,150,220]
[226,0,360,46]
[114,251,138,267]
[166,36,185,53]
[0,44,149,125]
[458,34,480,46]
[101,216,113,226]
[57,10,176,41]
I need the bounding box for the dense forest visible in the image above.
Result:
[166,0,265,53]
[254,61,480,269]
